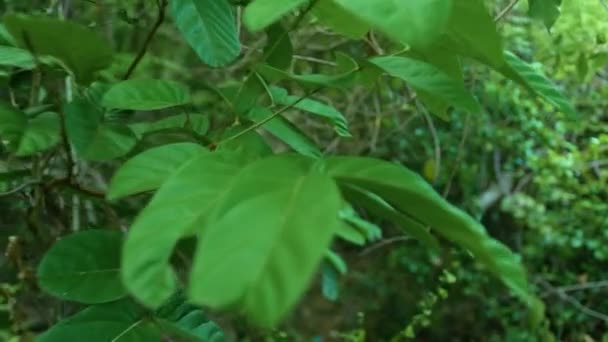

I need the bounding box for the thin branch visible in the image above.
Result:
[123,0,168,80]
[0,181,41,197]
[494,0,520,22]
[540,280,608,323]
[359,236,413,256]
[212,88,322,148]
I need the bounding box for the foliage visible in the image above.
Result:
[0,0,601,340]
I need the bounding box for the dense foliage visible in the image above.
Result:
[0,0,605,341]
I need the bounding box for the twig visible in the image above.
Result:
[0,181,41,197]
[494,0,520,22]
[213,88,322,147]
[539,279,608,323]
[123,0,168,80]
[359,236,413,256]
[418,103,441,184]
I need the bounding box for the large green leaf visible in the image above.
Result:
[37,300,159,342]
[325,157,543,320]
[129,114,210,138]
[216,124,274,159]
[264,23,293,70]
[108,143,207,200]
[0,103,27,151]
[3,14,112,84]
[248,107,322,158]
[189,155,342,327]
[371,56,481,113]
[334,0,452,49]
[65,97,137,161]
[37,230,126,304]
[502,51,577,118]
[312,0,369,39]
[0,45,34,68]
[122,152,247,307]
[244,0,308,31]
[529,0,562,29]
[269,86,351,137]
[14,112,60,156]
[102,80,191,111]
[441,0,503,68]
[170,0,240,67]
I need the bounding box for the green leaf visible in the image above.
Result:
[529,0,562,29]
[312,0,369,39]
[37,300,159,342]
[0,102,27,151]
[216,125,274,159]
[339,185,439,250]
[334,0,452,49]
[270,86,351,137]
[122,152,247,307]
[325,156,541,316]
[258,52,359,89]
[441,0,503,68]
[338,203,382,243]
[3,14,113,84]
[37,230,126,304]
[321,263,340,301]
[0,45,34,68]
[244,0,308,31]
[107,143,207,200]
[129,114,210,138]
[155,295,226,342]
[170,0,240,67]
[102,80,191,111]
[502,51,577,118]
[248,107,322,158]
[65,97,137,161]
[189,155,342,327]
[14,112,60,156]
[264,23,293,70]
[371,56,481,113]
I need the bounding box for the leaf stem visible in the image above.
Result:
[494,0,520,22]
[123,0,168,80]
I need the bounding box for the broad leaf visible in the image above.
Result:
[108,143,207,200]
[65,97,137,161]
[325,156,543,320]
[3,14,113,84]
[15,112,60,156]
[334,0,452,49]
[371,56,481,113]
[0,45,34,68]
[502,51,577,118]
[244,0,308,31]
[312,0,369,39]
[441,0,503,68]
[129,114,210,138]
[37,300,159,342]
[37,230,126,304]
[170,0,240,67]
[264,23,293,70]
[189,155,342,327]
[122,152,248,307]
[0,103,27,151]
[529,0,562,29]
[248,107,322,158]
[216,124,274,159]
[270,86,351,137]
[102,80,191,111]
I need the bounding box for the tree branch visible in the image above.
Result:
[123,0,168,80]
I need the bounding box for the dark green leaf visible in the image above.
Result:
[102,80,191,111]
[312,0,369,39]
[65,97,137,161]
[37,230,126,304]
[0,102,27,151]
[107,143,207,200]
[130,114,210,138]
[15,112,60,156]
[216,124,274,159]
[3,14,113,84]
[248,107,322,157]
[37,300,159,342]
[0,45,34,69]
[502,51,577,118]
[529,0,562,29]
[270,86,351,137]
[371,56,481,113]
[264,23,293,70]
[170,0,240,67]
